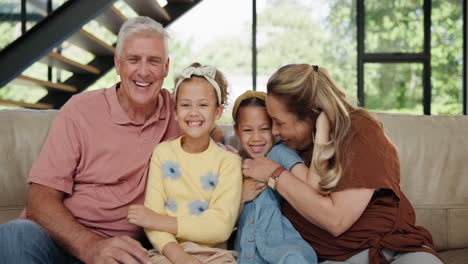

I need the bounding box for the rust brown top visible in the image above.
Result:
[282,114,439,263]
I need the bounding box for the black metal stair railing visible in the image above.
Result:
[0,0,116,89]
[0,0,203,109]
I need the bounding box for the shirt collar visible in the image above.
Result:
[105,83,169,126]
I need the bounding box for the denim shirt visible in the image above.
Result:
[234,144,317,264]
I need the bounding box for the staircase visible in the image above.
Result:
[0,0,202,109]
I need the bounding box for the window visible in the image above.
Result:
[357,0,464,115]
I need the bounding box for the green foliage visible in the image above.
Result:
[0,0,464,115]
[0,22,16,50]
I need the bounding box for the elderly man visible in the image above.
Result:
[0,17,180,264]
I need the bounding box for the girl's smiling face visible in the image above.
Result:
[235,105,274,159]
[175,78,223,141]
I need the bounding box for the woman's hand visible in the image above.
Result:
[315,111,331,144]
[241,178,267,203]
[242,157,280,183]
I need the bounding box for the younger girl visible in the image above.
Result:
[232,91,317,264]
[128,63,242,264]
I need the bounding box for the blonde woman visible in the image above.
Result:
[242,64,443,264]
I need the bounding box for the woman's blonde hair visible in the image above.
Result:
[267,64,379,194]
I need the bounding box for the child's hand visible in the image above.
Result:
[127,205,159,229]
[242,157,280,183]
[174,253,203,264]
[216,142,240,155]
[242,178,266,203]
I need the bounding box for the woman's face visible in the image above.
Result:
[235,105,274,159]
[266,94,314,151]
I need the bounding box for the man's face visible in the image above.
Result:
[114,33,169,108]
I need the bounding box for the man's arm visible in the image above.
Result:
[27,184,149,264]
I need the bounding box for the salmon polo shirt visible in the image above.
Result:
[25,84,180,239]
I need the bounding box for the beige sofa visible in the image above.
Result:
[1,109,468,263]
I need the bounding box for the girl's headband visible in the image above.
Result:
[174,66,222,104]
[232,90,266,121]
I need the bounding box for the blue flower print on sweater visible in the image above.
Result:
[200,172,218,190]
[165,199,177,212]
[161,161,181,180]
[188,200,209,215]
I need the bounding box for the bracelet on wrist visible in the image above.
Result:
[267,166,286,190]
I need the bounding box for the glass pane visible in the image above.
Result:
[0,0,22,50]
[365,0,424,53]
[256,0,357,102]
[26,0,47,31]
[167,0,252,123]
[431,0,463,115]
[364,63,423,114]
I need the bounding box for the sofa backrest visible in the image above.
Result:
[375,112,468,251]
[0,109,58,224]
[221,112,468,251]
[1,109,467,251]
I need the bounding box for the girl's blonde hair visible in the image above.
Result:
[267,64,380,194]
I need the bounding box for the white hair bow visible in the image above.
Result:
[174,66,222,104]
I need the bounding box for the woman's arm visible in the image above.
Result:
[278,170,374,237]
[242,158,373,237]
[242,112,374,237]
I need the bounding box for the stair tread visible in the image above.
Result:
[95,6,128,35]
[14,75,77,92]
[0,99,54,109]
[68,29,116,56]
[40,52,101,74]
[125,0,170,21]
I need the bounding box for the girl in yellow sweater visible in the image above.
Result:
[128,63,242,264]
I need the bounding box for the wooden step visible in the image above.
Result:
[39,52,101,74]
[124,0,170,21]
[67,29,116,56]
[14,75,77,92]
[95,5,127,35]
[0,99,54,109]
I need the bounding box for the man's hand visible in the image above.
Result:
[85,236,149,264]
[128,205,159,230]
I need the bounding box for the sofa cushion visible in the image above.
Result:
[439,248,468,264]
[375,113,468,251]
[0,109,58,223]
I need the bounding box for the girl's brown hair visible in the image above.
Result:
[174,62,229,107]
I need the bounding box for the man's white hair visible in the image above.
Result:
[115,16,169,57]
